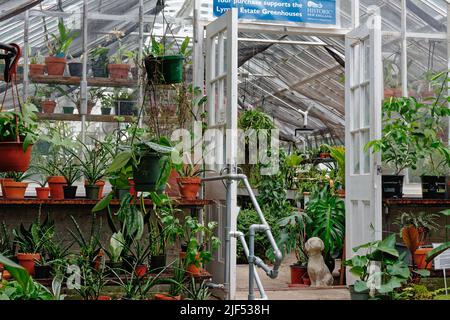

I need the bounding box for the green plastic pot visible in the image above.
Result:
[144,55,184,84]
[349,285,370,300]
[133,152,167,192]
[85,185,100,200]
[63,106,74,114]
[115,187,131,200]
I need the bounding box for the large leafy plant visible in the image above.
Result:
[0,255,63,300]
[277,211,311,265]
[13,216,55,254]
[345,234,429,298]
[426,209,450,264]
[305,185,345,261]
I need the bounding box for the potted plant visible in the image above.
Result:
[105,231,125,274]
[143,36,188,85]
[325,145,345,196]
[394,211,440,270]
[64,139,111,200]
[365,97,425,199]
[33,149,69,200]
[29,51,45,76]
[305,185,345,272]
[68,54,82,77]
[2,171,32,199]
[122,239,152,278]
[100,91,114,115]
[108,32,132,79]
[318,145,331,159]
[176,154,206,200]
[34,234,72,279]
[12,216,55,276]
[32,174,50,199]
[36,85,57,113]
[113,89,137,116]
[0,102,38,172]
[45,22,79,76]
[89,46,109,78]
[344,234,428,300]
[383,59,402,98]
[277,211,311,285]
[59,155,82,199]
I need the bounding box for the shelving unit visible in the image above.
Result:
[36,113,138,123]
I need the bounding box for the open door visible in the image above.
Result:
[345,13,383,283]
[204,8,239,299]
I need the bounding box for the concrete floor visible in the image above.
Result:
[235,254,351,300]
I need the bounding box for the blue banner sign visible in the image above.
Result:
[213,0,336,25]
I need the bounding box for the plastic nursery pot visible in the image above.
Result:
[115,101,136,116]
[149,255,166,272]
[115,187,131,200]
[107,64,130,79]
[29,64,45,76]
[68,62,82,77]
[414,248,434,270]
[41,100,57,113]
[84,180,105,199]
[177,177,201,200]
[92,64,108,78]
[63,185,78,199]
[35,187,50,199]
[144,55,184,84]
[154,294,181,301]
[0,178,14,196]
[421,176,447,199]
[290,265,307,285]
[349,285,370,300]
[34,265,52,279]
[2,181,28,199]
[134,264,148,277]
[0,142,33,172]
[133,153,167,193]
[48,176,67,199]
[45,56,67,76]
[382,175,404,199]
[16,253,41,276]
[101,107,111,115]
[85,185,100,200]
[62,106,75,114]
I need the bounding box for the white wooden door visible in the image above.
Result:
[345,14,383,283]
[204,8,239,299]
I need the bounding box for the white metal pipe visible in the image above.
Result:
[237,38,326,46]
[401,0,408,97]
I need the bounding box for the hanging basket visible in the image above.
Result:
[144,55,184,85]
[0,142,33,172]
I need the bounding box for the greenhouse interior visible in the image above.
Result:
[0,0,449,304]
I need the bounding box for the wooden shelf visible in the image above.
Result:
[36,113,138,123]
[2,74,138,88]
[383,198,450,206]
[0,197,213,208]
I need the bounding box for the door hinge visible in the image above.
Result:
[377,165,382,176]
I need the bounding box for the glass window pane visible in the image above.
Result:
[352,133,360,174]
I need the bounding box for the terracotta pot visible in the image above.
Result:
[290,265,307,285]
[2,270,11,280]
[166,169,181,197]
[29,64,45,76]
[45,56,66,76]
[177,177,201,200]
[16,253,41,276]
[76,101,95,115]
[414,248,433,270]
[0,142,33,172]
[3,181,28,199]
[108,64,130,79]
[36,187,50,199]
[135,264,148,277]
[384,88,396,98]
[97,296,112,300]
[154,293,181,301]
[319,152,330,159]
[41,100,56,113]
[0,178,14,197]
[48,176,67,199]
